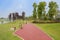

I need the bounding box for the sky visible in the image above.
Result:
[0,0,60,18]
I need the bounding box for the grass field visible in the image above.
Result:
[0,20,24,40]
[36,23,60,40]
[0,20,60,40]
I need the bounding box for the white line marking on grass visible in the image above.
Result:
[13,32,24,40]
[34,24,54,40]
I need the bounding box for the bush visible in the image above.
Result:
[32,20,60,24]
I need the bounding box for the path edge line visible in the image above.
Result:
[13,32,24,40]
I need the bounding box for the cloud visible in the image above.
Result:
[0,0,60,18]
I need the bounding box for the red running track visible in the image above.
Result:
[15,23,52,40]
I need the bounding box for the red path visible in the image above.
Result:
[15,23,52,40]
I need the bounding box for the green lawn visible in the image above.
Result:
[0,20,24,40]
[36,23,60,40]
[0,20,60,40]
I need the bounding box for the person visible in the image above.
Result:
[21,23,23,29]
[26,20,27,24]
[19,23,23,29]
[14,26,16,31]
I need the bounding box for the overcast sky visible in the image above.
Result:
[0,0,60,18]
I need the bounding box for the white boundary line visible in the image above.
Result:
[13,23,54,40]
[33,24,54,40]
[13,32,24,40]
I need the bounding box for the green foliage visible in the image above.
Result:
[37,2,46,19]
[33,2,37,19]
[32,1,59,20]
[0,20,25,40]
[48,1,58,20]
[43,13,48,20]
[36,23,60,40]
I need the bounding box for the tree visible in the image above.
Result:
[48,1,58,20]
[42,11,47,20]
[33,2,37,19]
[22,11,25,20]
[15,12,19,19]
[0,17,4,24]
[37,2,46,19]
[8,13,11,21]
[8,13,16,22]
